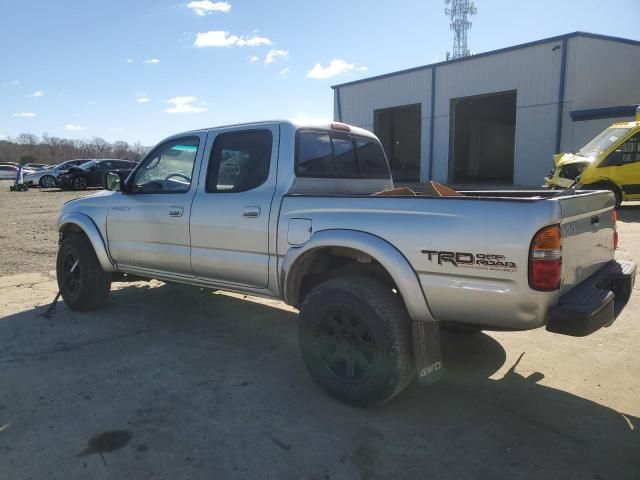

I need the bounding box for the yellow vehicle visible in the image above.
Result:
[544,106,640,207]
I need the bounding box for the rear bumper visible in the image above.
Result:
[546,259,636,336]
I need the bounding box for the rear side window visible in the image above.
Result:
[207,130,272,193]
[296,131,390,179]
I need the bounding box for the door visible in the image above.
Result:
[190,125,278,288]
[106,134,206,276]
[611,132,640,199]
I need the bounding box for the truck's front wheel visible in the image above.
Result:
[298,275,414,407]
[56,232,111,311]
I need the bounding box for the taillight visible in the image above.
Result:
[529,225,562,291]
[331,122,350,132]
[613,210,619,250]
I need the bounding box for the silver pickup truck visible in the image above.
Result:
[56,120,636,406]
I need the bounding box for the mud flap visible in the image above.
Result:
[412,321,444,385]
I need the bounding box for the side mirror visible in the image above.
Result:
[103,170,131,192]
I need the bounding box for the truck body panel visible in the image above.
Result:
[58,120,631,334]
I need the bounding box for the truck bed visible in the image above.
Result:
[278,189,616,330]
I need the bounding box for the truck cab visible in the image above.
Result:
[544,106,640,206]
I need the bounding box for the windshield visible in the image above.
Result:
[76,160,98,169]
[577,127,631,157]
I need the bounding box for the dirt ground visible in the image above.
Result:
[0,180,639,479]
[0,181,92,276]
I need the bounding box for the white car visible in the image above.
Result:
[24,159,91,187]
[0,164,17,180]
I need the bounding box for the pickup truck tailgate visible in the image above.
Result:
[558,192,616,294]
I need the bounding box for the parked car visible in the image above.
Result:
[24,159,92,188]
[57,159,136,190]
[23,163,48,170]
[0,164,17,180]
[56,120,635,406]
[544,106,640,207]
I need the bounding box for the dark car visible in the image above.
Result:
[57,159,136,190]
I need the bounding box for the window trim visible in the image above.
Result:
[205,128,273,194]
[294,129,391,180]
[129,135,200,195]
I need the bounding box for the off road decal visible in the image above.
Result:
[422,250,517,272]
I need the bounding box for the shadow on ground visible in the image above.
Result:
[618,204,640,223]
[0,283,638,480]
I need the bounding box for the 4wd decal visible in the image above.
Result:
[422,250,518,272]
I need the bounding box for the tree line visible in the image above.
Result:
[0,133,149,165]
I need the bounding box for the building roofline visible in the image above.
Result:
[331,31,640,89]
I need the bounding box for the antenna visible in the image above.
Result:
[445,0,477,60]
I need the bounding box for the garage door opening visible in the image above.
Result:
[450,91,516,184]
[374,104,421,182]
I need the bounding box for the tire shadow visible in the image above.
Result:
[0,281,638,479]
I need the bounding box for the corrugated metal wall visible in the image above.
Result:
[561,37,640,152]
[335,34,640,187]
[336,69,433,182]
[433,40,563,185]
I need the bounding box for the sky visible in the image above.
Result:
[1,0,639,146]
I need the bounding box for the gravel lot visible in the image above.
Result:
[0,180,639,479]
[0,181,92,276]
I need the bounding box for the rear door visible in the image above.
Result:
[106,133,206,277]
[189,124,278,288]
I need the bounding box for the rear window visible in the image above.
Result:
[296,131,390,179]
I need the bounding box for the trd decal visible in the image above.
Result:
[422,250,517,271]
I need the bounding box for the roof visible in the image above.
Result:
[332,31,640,89]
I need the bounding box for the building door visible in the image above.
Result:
[374,104,421,182]
[450,91,517,184]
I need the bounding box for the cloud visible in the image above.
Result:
[13,112,36,117]
[126,59,134,63]
[164,96,207,114]
[31,90,45,97]
[265,49,288,64]
[145,58,160,64]
[187,1,231,15]
[279,67,290,76]
[307,59,366,79]
[194,30,271,47]
[0,134,6,140]
[136,93,150,103]
[249,55,259,63]
[64,124,87,131]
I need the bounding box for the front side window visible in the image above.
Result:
[207,130,272,193]
[133,138,199,193]
[619,133,640,164]
[296,131,390,179]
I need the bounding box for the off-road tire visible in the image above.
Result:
[56,232,111,311]
[39,175,56,188]
[299,275,414,407]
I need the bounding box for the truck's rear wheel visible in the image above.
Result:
[56,232,111,311]
[298,275,414,407]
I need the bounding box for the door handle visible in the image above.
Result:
[169,206,184,217]
[243,206,261,218]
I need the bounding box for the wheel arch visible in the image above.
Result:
[281,229,435,323]
[59,212,116,272]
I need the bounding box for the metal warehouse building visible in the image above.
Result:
[332,32,640,186]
